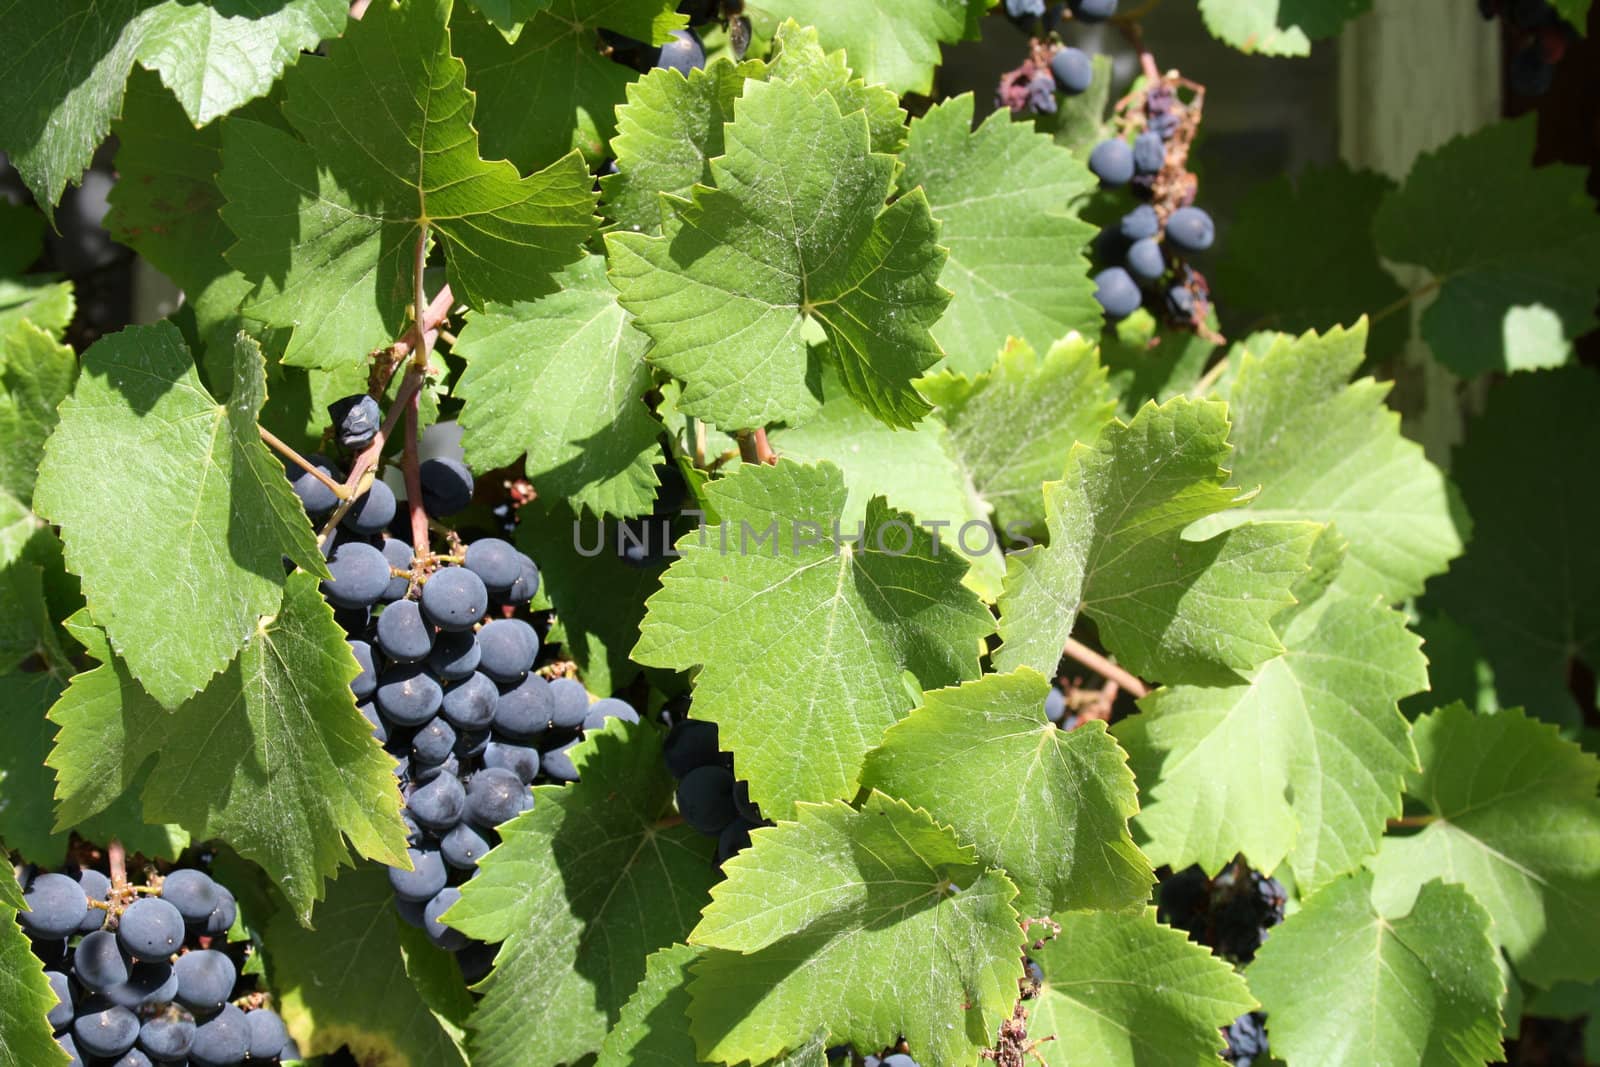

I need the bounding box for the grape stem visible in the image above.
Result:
[108,839,127,891]
[317,365,426,547]
[259,427,349,500]
[1369,277,1443,325]
[736,428,778,465]
[1110,10,1162,85]
[1190,354,1231,397]
[410,227,434,372]
[1386,814,1438,830]
[1062,637,1148,698]
[404,387,430,558]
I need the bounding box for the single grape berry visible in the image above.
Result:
[1050,46,1093,94]
[376,663,444,726]
[138,1011,196,1061]
[105,959,177,1008]
[321,541,393,610]
[409,772,468,830]
[664,719,722,778]
[441,821,496,869]
[1164,206,1215,253]
[244,1009,289,1061]
[466,767,533,827]
[284,454,342,517]
[421,566,488,631]
[1126,237,1166,282]
[377,599,434,663]
[1093,267,1142,320]
[204,888,237,937]
[477,618,539,683]
[20,872,89,939]
[1509,42,1555,96]
[1024,71,1058,115]
[439,670,498,732]
[1043,687,1068,724]
[380,537,414,602]
[1071,0,1118,20]
[419,457,475,516]
[541,739,581,783]
[494,674,553,740]
[117,897,185,959]
[547,677,591,730]
[74,930,131,991]
[429,629,481,682]
[389,848,449,902]
[1005,0,1046,16]
[1119,204,1160,242]
[327,393,382,451]
[1088,139,1134,186]
[341,478,397,536]
[464,538,522,592]
[1132,130,1165,173]
[506,552,541,603]
[584,697,641,730]
[677,765,738,835]
[412,716,459,766]
[76,868,112,934]
[350,639,379,701]
[173,950,236,1014]
[656,27,706,74]
[1165,284,1196,319]
[189,1004,249,1067]
[424,887,468,951]
[45,970,73,1032]
[74,1005,141,1059]
[483,740,542,784]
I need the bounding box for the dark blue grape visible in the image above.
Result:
[1165,284,1196,319]
[419,458,474,517]
[408,773,467,830]
[105,960,176,1008]
[138,1010,195,1061]
[341,477,397,536]
[429,629,481,681]
[1132,130,1165,173]
[117,898,184,960]
[442,671,498,731]
[1088,140,1134,186]
[883,1055,919,1067]
[1119,204,1160,242]
[656,27,706,73]
[464,538,521,592]
[360,700,387,742]
[506,553,540,603]
[333,605,370,635]
[663,719,721,778]
[732,780,761,823]
[494,675,553,740]
[377,599,434,663]
[21,872,88,939]
[583,697,640,730]
[1164,206,1215,253]
[441,822,495,869]
[1024,71,1057,115]
[380,537,413,602]
[1157,865,1210,935]
[327,394,381,451]
[189,1003,248,1067]
[466,768,532,827]
[1093,267,1142,319]
[1126,237,1165,281]
[74,1005,140,1058]
[349,640,378,700]
[45,970,73,1031]
[1223,1011,1269,1066]
[280,1037,302,1061]
[394,896,426,929]
[1050,46,1093,93]
[477,618,539,683]
[414,753,460,785]
[411,716,458,766]
[454,728,492,761]
[389,848,448,902]
[1044,687,1069,724]
[284,455,341,517]
[717,818,758,862]
[1071,0,1117,20]
[541,740,581,783]
[1005,0,1046,15]
[173,950,235,1014]
[483,740,541,784]
[158,869,218,925]
[421,567,488,631]
[423,887,467,951]
[321,541,392,610]
[204,887,236,938]
[244,1008,288,1061]
[677,765,737,834]
[376,663,444,726]
[55,1032,80,1065]
[547,678,591,730]
[456,942,495,984]
[76,869,111,934]
[74,930,129,992]
[1510,42,1555,95]
[112,1046,155,1067]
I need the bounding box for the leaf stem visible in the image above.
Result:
[259,427,349,500]
[1386,813,1438,830]
[410,227,433,372]
[1369,277,1443,325]
[1062,637,1148,698]
[1190,355,1231,398]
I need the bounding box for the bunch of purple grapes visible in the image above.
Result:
[996,2,1116,117]
[661,714,769,864]
[15,863,294,1065]
[1156,861,1285,962]
[1087,84,1215,327]
[1479,0,1578,96]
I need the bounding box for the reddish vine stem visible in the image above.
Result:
[108,839,127,891]
[317,366,426,546]
[1112,14,1162,84]
[1062,637,1148,698]
[1386,814,1438,830]
[404,388,430,558]
[736,428,778,465]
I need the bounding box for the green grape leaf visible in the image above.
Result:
[994,396,1319,684]
[743,0,986,95]
[608,75,950,430]
[687,793,1022,1066]
[468,0,680,40]
[33,324,324,707]
[1117,554,1426,891]
[0,506,81,676]
[46,575,412,925]
[220,0,598,367]
[455,255,661,519]
[1376,118,1600,375]
[1214,164,1408,359]
[0,202,45,277]
[1249,872,1503,1067]
[1369,704,1600,988]
[762,20,910,154]
[861,668,1152,915]
[769,372,1003,600]
[1551,0,1591,31]
[447,721,718,1067]
[599,944,828,1067]
[0,320,76,505]
[1038,53,1115,159]
[1197,0,1371,56]
[1189,321,1465,602]
[0,871,69,1067]
[0,668,188,867]
[1027,908,1256,1066]
[920,335,1116,541]
[633,460,994,815]
[0,278,74,340]
[0,0,345,215]
[268,865,471,1066]
[1100,312,1216,416]
[454,0,684,175]
[515,500,665,694]
[898,94,1100,375]
[1429,367,1600,726]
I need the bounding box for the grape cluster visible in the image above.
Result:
[1156,861,1286,962]
[15,863,293,1065]
[1222,1010,1270,1066]
[1088,83,1216,328]
[996,39,1099,117]
[661,717,769,864]
[1479,0,1577,96]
